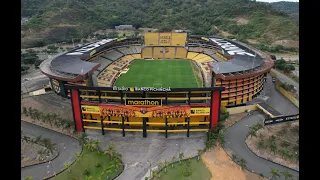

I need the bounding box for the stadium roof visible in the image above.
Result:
[208,37,264,74]
[40,38,116,81]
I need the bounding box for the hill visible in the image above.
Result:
[268,1,299,23]
[21,0,299,48]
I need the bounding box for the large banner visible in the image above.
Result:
[99,104,190,118]
[264,114,299,125]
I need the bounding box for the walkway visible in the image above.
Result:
[21,121,81,180]
[224,111,299,179]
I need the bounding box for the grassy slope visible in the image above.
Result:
[156,158,211,180]
[114,60,200,88]
[52,148,122,180]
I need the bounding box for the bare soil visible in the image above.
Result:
[246,121,299,171]
[271,40,299,49]
[235,17,249,25]
[21,94,78,138]
[201,145,266,180]
[224,113,248,129]
[21,140,58,167]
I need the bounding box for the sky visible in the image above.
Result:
[256,0,299,2]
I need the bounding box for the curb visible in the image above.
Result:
[21,149,59,168]
[22,120,125,180]
[21,118,78,139]
[21,120,83,180]
[222,113,299,179]
[244,132,299,172]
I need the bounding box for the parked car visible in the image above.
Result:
[272,78,276,83]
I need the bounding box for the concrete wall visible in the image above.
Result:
[278,87,299,108]
[226,105,257,115]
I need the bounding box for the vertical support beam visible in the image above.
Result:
[120,91,124,104]
[165,91,168,105]
[98,90,104,135]
[70,89,83,132]
[165,118,168,138]
[143,117,147,138]
[122,116,125,137]
[187,117,190,137]
[211,91,221,128]
[188,91,191,105]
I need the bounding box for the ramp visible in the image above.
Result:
[256,102,282,118]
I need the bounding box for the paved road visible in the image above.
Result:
[21,121,81,180]
[224,111,299,180]
[21,67,49,94]
[86,130,206,180]
[250,74,299,115]
[271,68,299,90]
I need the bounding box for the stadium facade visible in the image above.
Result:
[39,33,273,135]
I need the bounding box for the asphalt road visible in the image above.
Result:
[250,74,299,116]
[271,68,299,90]
[21,67,49,94]
[21,121,81,180]
[224,111,299,180]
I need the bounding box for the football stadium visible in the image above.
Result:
[40,32,273,136]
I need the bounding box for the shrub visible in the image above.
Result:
[95,162,101,168]
[181,167,192,177]
[83,168,90,176]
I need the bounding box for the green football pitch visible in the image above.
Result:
[114,59,202,88]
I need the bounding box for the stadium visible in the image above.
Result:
[39,32,274,136]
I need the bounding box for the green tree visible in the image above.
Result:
[163,160,169,172]
[270,168,281,180]
[171,156,176,167]
[197,149,202,160]
[179,153,184,164]
[231,153,238,161]
[64,163,71,173]
[101,169,112,180]
[281,170,294,180]
[239,158,247,170]
[248,128,257,138]
[23,176,34,180]
[270,143,277,155]
[256,139,266,149]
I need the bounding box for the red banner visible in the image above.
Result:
[99,104,190,118]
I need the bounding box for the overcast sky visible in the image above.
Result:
[256,0,299,2]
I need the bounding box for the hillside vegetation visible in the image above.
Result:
[269,1,299,23]
[21,0,298,48]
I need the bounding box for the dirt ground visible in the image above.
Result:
[21,140,58,167]
[201,145,266,180]
[246,121,299,171]
[21,94,73,120]
[224,113,248,129]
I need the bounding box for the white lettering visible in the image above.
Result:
[66,39,114,55]
[210,38,255,57]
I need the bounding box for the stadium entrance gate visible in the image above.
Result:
[66,85,224,138]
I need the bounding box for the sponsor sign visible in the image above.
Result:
[99,104,190,118]
[190,108,210,116]
[112,86,171,92]
[51,79,61,94]
[81,105,100,114]
[90,50,96,57]
[210,38,255,56]
[159,33,172,46]
[264,114,299,125]
[66,39,114,56]
[125,98,162,106]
